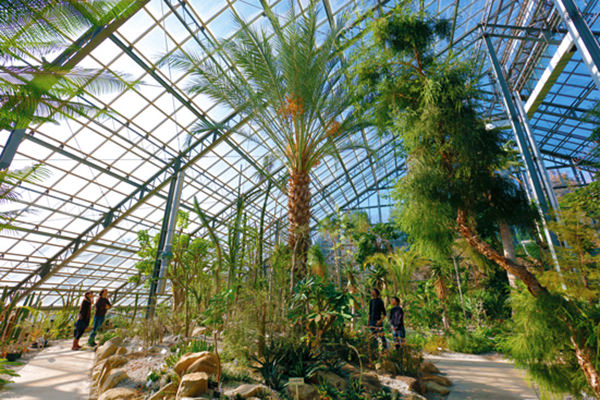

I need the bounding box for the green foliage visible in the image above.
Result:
[250,338,326,391]
[499,290,598,398]
[379,345,423,377]
[318,379,397,400]
[289,276,353,344]
[447,329,493,354]
[0,358,20,388]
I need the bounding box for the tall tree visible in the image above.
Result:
[166,1,364,275]
[352,5,600,395]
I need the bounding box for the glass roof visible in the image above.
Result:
[1,0,598,306]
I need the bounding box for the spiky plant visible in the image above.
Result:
[166,1,365,275]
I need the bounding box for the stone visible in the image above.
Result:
[100,370,129,393]
[116,346,127,356]
[394,376,420,393]
[174,351,214,376]
[98,388,139,400]
[316,371,347,392]
[97,355,129,388]
[148,382,178,400]
[191,327,208,337]
[421,374,452,387]
[425,381,450,395]
[361,371,382,392]
[419,361,440,374]
[176,372,209,399]
[186,352,219,376]
[224,383,271,399]
[285,383,318,400]
[96,340,119,362]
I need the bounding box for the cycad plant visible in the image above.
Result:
[166,1,364,274]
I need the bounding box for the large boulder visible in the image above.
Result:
[316,371,347,392]
[96,340,120,363]
[98,388,139,400]
[100,370,129,393]
[224,384,271,399]
[421,374,452,387]
[340,363,381,392]
[419,361,440,374]
[191,327,208,337]
[176,372,208,399]
[186,352,219,376]
[97,355,128,386]
[424,381,450,395]
[285,383,318,400]
[148,382,178,400]
[173,352,216,376]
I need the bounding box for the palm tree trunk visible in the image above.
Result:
[571,336,600,396]
[499,220,518,289]
[288,170,311,277]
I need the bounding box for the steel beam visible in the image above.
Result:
[525,35,576,116]
[0,0,149,170]
[553,0,600,90]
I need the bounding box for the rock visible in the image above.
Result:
[394,376,420,393]
[98,388,139,400]
[224,383,271,399]
[419,361,440,374]
[403,394,427,400]
[341,363,360,377]
[421,374,452,387]
[173,351,215,376]
[97,355,128,388]
[425,381,450,395]
[176,372,208,399]
[115,346,127,356]
[191,327,208,337]
[100,370,129,393]
[186,352,219,376]
[285,383,318,400]
[96,340,119,362]
[361,371,382,392]
[148,382,178,400]
[316,371,347,392]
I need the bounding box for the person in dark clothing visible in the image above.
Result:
[389,296,405,349]
[368,288,387,350]
[73,291,94,350]
[88,288,111,346]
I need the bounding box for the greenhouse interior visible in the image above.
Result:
[0,0,599,399]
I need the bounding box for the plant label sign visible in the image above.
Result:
[289,377,304,400]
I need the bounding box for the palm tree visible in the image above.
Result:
[166,1,364,275]
[0,0,133,131]
[1,165,50,232]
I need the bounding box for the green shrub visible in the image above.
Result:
[378,345,423,377]
[447,329,492,354]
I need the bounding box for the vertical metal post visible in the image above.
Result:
[146,159,181,319]
[157,169,186,295]
[483,33,562,273]
[553,0,600,90]
[0,129,26,169]
[483,34,549,213]
[513,92,561,212]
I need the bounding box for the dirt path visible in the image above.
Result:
[425,352,538,400]
[0,341,94,400]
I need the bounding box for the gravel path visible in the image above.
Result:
[0,340,94,400]
[425,352,538,400]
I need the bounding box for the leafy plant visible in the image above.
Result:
[447,329,493,354]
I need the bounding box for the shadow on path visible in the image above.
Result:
[425,353,538,400]
[0,340,94,400]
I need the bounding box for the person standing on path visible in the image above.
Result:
[368,288,388,350]
[389,296,405,349]
[73,291,94,350]
[88,289,111,347]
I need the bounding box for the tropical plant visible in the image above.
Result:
[352,5,600,395]
[166,1,365,276]
[0,0,135,130]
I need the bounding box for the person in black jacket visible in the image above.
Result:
[389,296,405,349]
[368,288,388,350]
[73,291,94,350]
[88,288,112,347]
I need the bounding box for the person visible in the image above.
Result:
[88,288,111,347]
[389,296,405,349]
[73,291,94,350]
[368,288,387,350]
